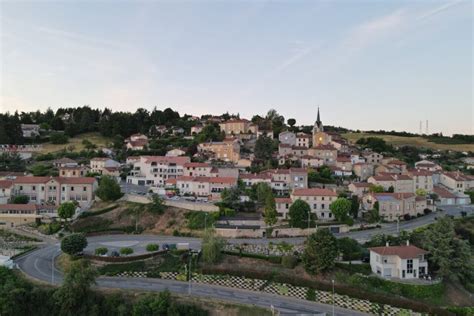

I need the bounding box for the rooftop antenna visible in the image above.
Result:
[426,120,429,135]
[419,121,423,135]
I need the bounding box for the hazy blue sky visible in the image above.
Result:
[1,0,472,135]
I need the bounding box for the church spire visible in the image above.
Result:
[316,106,321,125]
[314,106,323,132]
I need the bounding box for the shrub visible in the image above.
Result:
[281,255,298,269]
[12,195,29,204]
[61,233,87,256]
[94,247,108,256]
[306,288,316,301]
[423,208,432,215]
[120,247,134,256]
[79,204,118,218]
[50,131,69,144]
[98,261,145,276]
[185,211,216,230]
[267,256,281,264]
[146,244,159,252]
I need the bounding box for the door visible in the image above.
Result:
[383,268,392,277]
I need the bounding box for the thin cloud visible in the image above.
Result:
[417,0,463,21]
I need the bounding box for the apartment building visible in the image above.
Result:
[278,144,309,158]
[239,173,272,187]
[198,139,241,163]
[90,157,120,175]
[183,162,213,177]
[348,182,371,197]
[125,133,149,150]
[10,176,97,207]
[174,176,237,199]
[300,155,324,168]
[285,188,338,221]
[126,156,190,186]
[260,168,308,194]
[415,160,442,172]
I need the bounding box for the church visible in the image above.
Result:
[312,107,332,147]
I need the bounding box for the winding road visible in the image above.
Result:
[14,204,472,315]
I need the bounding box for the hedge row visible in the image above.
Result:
[84,250,167,263]
[79,204,119,218]
[199,267,453,316]
[222,250,282,263]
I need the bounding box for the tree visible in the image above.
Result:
[82,139,97,151]
[338,237,362,261]
[58,202,76,223]
[329,198,351,222]
[263,194,277,226]
[220,186,241,210]
[416,188,427,196]
[61,233,88,256]
[349,195,360,219]
[287,118,296,127]
[149,194,165,214]
[201,229,224,264]
[302,229,338,274]
[288,199,311,229]
[53,259,97,315]
[12,195,29,204]
[423,217,472,281]
[369,184,384,193]
[387,185,395,193]
[254,135,274,161]
[96,175,123,201]
[50,132,69,144]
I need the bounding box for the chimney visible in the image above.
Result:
[385,242,389,247]
[406,240,410,246]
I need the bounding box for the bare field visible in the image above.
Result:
[342,132,474,152]
[38,132,112,154]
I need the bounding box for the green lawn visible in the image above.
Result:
[39,132,112,154]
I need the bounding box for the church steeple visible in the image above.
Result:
[314,106,323,132]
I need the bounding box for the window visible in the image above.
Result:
[83,187,87,192]
[62,187,65,192]
[407,259,413,274]
[32,186,36,191]
[71,187,74,191]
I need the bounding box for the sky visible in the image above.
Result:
[0,0,472,135]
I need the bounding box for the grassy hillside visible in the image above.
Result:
[343,132,474,152]
[39,132,112,154]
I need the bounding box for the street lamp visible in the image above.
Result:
[332,279,335,316]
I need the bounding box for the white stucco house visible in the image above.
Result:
[369,242,428,280]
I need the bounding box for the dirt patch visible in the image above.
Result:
[444,281,474,306]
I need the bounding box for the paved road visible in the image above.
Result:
[15,241,366,315]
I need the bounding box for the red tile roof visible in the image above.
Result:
[13,176,96,185]
[144,156,190,165]
[275,197,292,203]
[369,245,427,259]
[292,188,337,196]
[0,180,13,189]
[0,204,38,211]
[433,186,457,199]
[351,182,370,187]
[313,144,336,150]
[387,159,406,165]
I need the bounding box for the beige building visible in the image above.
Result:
[125,133,149,150]
[309,144,338,165]
[362,151,383,164]
[415,160,442,172]
[368,173,414,193]
[439,171,474,194]
[407,169,434,193]
[290,188,338,221]
[219,119,257,135]
[174,176,237,199]
[0,180,13,204]
[90,158,120,175]
[198,139,241,163]
[300,155,324,168]
[363,193,424,221]
[348,182,371,197]
[0,204,41,228]
[260,168,308,194]
[59,165,89,177]
[279,131,296,146]
[296,133,311,148]
[183,162,213,177]
[127,156,190,187]
[11,176,97,207]
[353,163,374,181]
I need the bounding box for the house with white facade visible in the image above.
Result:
[126,156,190,187]
[369,242,428,280]
[275,188,337,220]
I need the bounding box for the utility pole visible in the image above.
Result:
[332,279,335,316]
